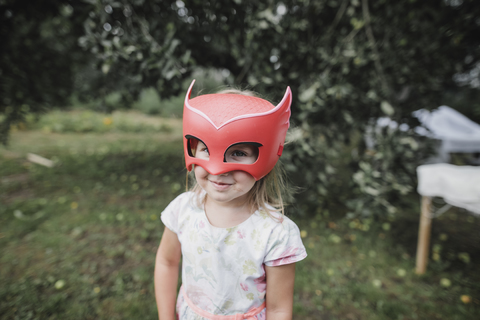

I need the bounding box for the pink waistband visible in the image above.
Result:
[181,286,266,320]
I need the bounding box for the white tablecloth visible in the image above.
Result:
[414,106,480,161]
[417,164,480,214]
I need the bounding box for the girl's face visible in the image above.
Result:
[193,140,257,206]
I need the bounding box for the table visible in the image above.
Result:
[415,164,480,274]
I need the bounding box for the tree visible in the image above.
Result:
[2,0,479,216]
[0,0,91,144]
[77,0,480,216]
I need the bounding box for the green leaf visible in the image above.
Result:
[380,101,394,116]
[299,83,319,102]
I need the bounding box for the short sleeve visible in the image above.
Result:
[160,192,189,234]
[264,217,307,267]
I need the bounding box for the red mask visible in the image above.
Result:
[183,80,292,181]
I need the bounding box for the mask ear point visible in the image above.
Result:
[185,80,196,104]
[277,86,292,113]
[285,87,292,109]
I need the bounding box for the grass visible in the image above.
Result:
[17,109,177,134]
[295,212,480,320]
[1,111,480,319]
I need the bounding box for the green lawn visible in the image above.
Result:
[1,111,479,319]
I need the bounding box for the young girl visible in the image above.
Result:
[154,80,307,320]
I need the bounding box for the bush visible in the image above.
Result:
[347,124,435,218]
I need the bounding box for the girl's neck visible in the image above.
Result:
[204,196,254,228]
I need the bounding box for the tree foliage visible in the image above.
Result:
[0,0,91,144]
[2,0,480,216]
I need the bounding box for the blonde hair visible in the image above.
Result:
[185,88,290,220]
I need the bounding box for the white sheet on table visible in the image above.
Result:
[413,106,480,153]
[417,163,480,214]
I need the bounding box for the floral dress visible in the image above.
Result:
[161,192,307,319]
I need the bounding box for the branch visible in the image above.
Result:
[327,0,349,35]
[362,0,392,99]
[235,58,252,84]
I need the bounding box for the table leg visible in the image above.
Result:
[416,196,432,274]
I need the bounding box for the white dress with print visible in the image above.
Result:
[161,192,307,319]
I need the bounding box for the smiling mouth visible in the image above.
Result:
[209,180,232,189]
[210,180,231,185]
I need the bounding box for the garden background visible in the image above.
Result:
[1,0,480,319]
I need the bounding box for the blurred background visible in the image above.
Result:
[1,0,480,319]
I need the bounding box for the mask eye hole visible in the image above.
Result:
[186,136,209,161]
[224,143,261,164]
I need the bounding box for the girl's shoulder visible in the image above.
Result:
[259,208,308,266]
[254,206,300,230]
[161,191,200,233]
[162,191,197,214]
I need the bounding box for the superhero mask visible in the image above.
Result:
[183,80,292,181]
